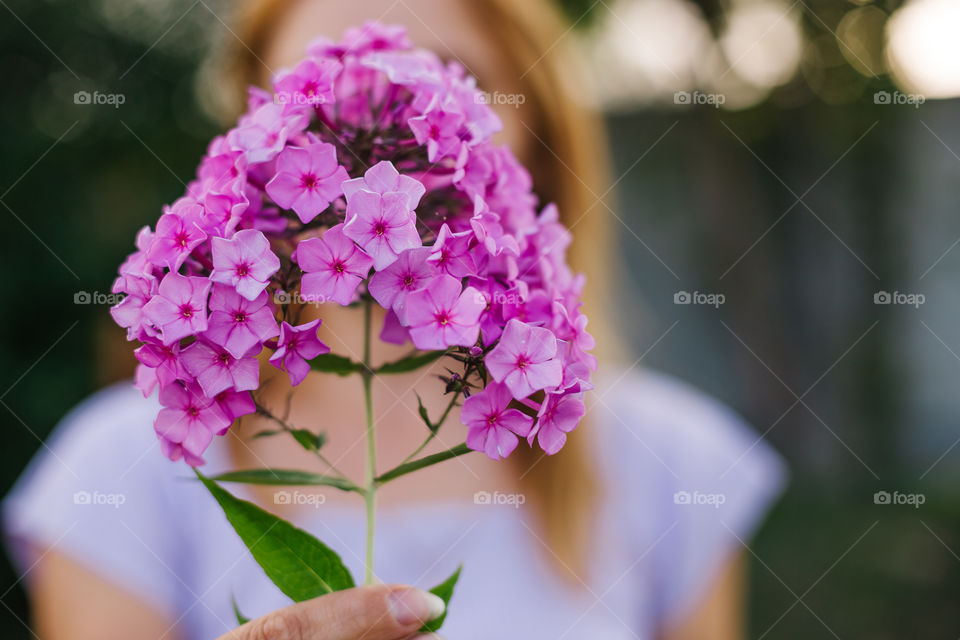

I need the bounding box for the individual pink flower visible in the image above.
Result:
[227,102,304,164]
[204,285,279,359]
[485,318,563,399]
[273,58,341,110]
[462,381,533,460]
[142,272,211,345]
[343,190,422,270]
[367,247,433,319]
[269,319,330,386]
[210,229,281,301]
[214,390,256,422]
[527,393,585,455]
[554,304,597,371]
[404,275,484,350]
[308,21,412,58]
[154,382,231,466]
[379,308,410,345]
[296,224,373,305]
[134,342,187,390]
[342,160,426,209]
[408,98,466,162]
[181,339,260,397]
[147,204,207,270]
[342,161,426,269]
[265,141,349,223]
[428,224,476,278]
[110,274,155,341]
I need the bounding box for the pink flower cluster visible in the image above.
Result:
[110,22,595,465]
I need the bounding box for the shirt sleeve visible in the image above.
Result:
[2,383,189,619]
[601,371,788,629]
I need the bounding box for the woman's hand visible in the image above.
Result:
[217,584,446,640]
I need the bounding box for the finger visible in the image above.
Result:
[219,584,445,640]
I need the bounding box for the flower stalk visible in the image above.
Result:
[361,298,377,585]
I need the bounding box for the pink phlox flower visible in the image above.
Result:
[462,381,532,460]
[502,288,554,327]
[110,273,157,341]
[210,229,281,301]
[154,382,231,466]
[343,160,426,208]
[266,140,349,223]
[296,224,374,305]
[470,196,519,258]
[146,203,207,271]
[427,223,476,278]
[404,274,484,349]
[367,247,434,321]
[214,390,256,423]
[181,339,260,397]
[142,272,211,345]
[361,50,444,86]
[343,186,423,270]
[526,392,585,455]
[273,57,341,113]
[204,285,279,359]
[553,303,597,371]
[307,21,412,58]
[269,319,330,386]
[379,308,410,345]
[484,318,563,399]
[227,102,306,164]
[135,342,187,391]
[408,96,467,162]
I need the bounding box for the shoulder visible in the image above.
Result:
[593,367,785,489]
[591,368,788,625]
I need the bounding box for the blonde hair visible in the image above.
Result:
[225,0,616,579]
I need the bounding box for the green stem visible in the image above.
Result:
[400,390,462,464]
[361,300,377,585]
[253,403,349,480]
[376,443,473,486]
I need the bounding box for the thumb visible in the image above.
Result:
[218,584,445,640]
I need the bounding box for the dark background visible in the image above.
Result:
[1,0,959,638]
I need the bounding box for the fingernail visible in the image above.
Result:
[388,588,446,625]
[409,634,446,640]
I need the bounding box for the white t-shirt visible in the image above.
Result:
[3,369,785,639]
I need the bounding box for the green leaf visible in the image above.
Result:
[414,392,434,432]
[310,353,362,376]
[376,350,446,374]
[250,429,283,440]
[251,427,326,452]
[420,565,462,633]
[231,594,250,626]
[209,469,360,493]
[290,428,327,451]
[195,471,356,601]
[376,443,473,485]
